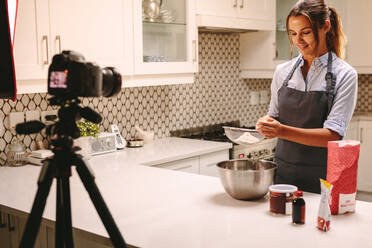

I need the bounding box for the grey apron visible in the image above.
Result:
[274,51,336,194]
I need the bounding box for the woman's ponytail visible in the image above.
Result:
[327,7,347,59]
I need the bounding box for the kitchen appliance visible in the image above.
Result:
[216,159,277,200]
[170,121,277,160]
[90,132,117,155]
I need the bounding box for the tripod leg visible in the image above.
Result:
[62,177,74,248]
[74,157,127,248]
[19,160,54,248]
[55,178,64,248]
[55,177,74,248]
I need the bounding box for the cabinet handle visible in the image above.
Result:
[42,35,49,65]
[56,35,62,53]
[360,128,363,144]
[192,40,197,63]
[233,0,237,8]
[7,214,15,232]
[240,0,244,8]
[0,212,6,228]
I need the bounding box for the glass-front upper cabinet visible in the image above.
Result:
[276,0,298,61]
[133,0,197,75]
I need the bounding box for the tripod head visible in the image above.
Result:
[16,96,102,146]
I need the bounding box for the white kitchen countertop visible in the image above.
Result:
[1,137,372,248]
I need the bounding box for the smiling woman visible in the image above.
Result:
[0,0,17,100]
[256,0,358,194]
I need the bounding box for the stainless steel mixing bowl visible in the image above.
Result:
[217,159,277,200]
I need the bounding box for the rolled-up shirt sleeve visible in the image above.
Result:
[323,68,358,137]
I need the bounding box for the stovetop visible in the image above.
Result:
[170,121,255,144]
[170,121,276,160]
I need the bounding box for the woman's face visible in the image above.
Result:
[288,15,329,57]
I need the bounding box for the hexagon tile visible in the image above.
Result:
[0,32,370,165]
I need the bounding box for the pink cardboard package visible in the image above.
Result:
[327,140,360,215]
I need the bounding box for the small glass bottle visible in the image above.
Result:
[292,190,305,224]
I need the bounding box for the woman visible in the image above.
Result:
[256,0,357,193]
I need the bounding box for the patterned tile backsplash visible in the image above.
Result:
[0,32,370,164]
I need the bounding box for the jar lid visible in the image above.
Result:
[294,190,303,197]
[269,184,297,193]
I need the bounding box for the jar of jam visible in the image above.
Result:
[269,184,298,215]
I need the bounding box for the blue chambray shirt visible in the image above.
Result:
[267,52,358,137]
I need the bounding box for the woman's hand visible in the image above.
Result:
[256,115,282,139]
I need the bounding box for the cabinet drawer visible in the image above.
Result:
[153,157,199,174]
[199,150,229,177]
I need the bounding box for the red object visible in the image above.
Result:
[294,190,303,197]
[327,140,360,215]
[317,216,330,232]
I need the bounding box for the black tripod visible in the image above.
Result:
[17,97,127,248]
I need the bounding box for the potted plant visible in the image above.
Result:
[75,120,100,159]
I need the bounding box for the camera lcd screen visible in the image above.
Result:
[49,71,68,89]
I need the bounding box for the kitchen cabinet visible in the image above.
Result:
[332,0,372,73]
[357,120,372,192]
[131,0,197,76]
[199,150,229,177]
[153,156,200,174]
[13,0,197,93]
[344,118,372,193]
[13,0,126,94]
[0,205,116,248]
[151,149,229,177]
[0,209,12,248]
[239,0,277,78]
[196,0,275,31]
[0,206,47,248]
[345,119,359,140]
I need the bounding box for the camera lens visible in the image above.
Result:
[101,67,122,97]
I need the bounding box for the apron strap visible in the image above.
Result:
[283,57,302,87]
[325,51,337,115]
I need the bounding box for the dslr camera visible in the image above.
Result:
[48,51,122,98]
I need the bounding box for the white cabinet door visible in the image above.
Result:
[357,121,372,192]
[344,0,372,73]
[153,157,199,174]
[48,0,127,74]
[199,150,229,177]
[197,0,275,30]
[196,0,237,17]
[13,0,50,81]
[345,119,359,140]
[132,0,197,75]
[240,31,276,78]
[328,0,372,73]
[239,0,277,78]
[238,0,275,30]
